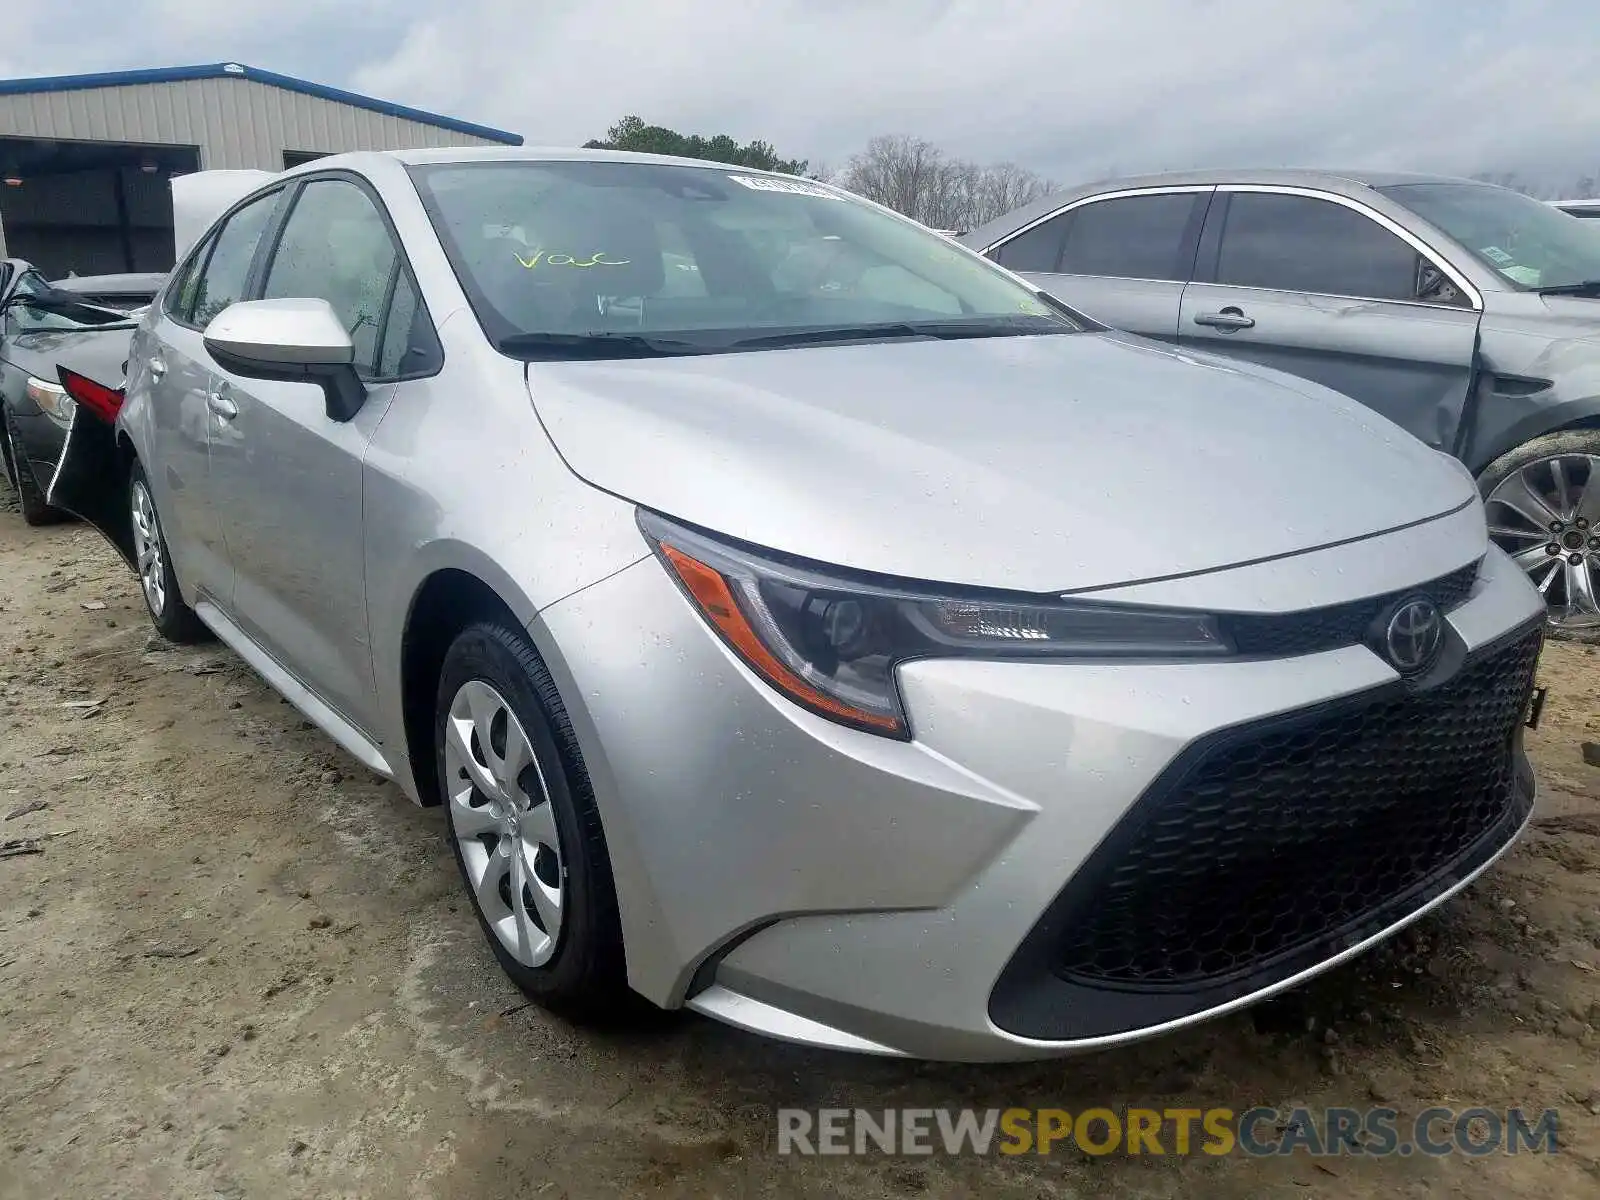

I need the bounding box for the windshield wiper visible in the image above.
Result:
[1535,280,1600,297]
[729,316,1074,351]
[495,331,712,360]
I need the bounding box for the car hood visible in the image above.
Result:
[526,331,1476,594]
[7,324,136,388]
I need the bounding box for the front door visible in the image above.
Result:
[1179,188,1482,451]
[148,189,286,604]
[204,176,413,737]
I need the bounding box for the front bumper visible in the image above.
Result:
[532,521,1545,1062]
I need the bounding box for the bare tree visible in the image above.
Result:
[971,161,1056,228]
[1470,171,1600,201]
[837,135,947,223]
[1471,171,1550,199]
[838,135,1057,230]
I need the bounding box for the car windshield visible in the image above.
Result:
[1380,182,1600,292]
[408,160,1081,357]
[4,271,137,334]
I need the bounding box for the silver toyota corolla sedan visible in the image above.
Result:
[47,148,1545,1062]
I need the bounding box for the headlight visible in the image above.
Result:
[639,511,1231,739]
[24,377,75,429]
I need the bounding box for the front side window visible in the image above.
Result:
[262,180,401,375]
[1215,193,1432,303]
[409,161,1081,357]
[1382,182,1600,292]
[189,191,281,328]
[1057,193,1201,281]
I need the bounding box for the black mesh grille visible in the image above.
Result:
[1220,559,1480,659]
[1050,624,1541,989]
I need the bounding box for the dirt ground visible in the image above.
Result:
[1,499,1597,1200]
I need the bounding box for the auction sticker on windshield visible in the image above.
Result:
[727,175,843,199]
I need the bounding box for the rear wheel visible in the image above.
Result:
[2,406,66,526]
[129,461,209,643]
[435,619,632,1018]
[1481,428,1600,630]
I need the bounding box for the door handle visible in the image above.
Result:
[147,357,167,381]
[207,386,238,421]
[1193,307,1255,332]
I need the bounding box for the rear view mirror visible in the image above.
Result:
[202,298,365,422]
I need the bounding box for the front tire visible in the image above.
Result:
[3,406,66,526]
[435,619,631,1018]
[129,461,209,643]
[1480,428,1600,631]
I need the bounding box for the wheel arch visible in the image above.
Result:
[114,427,137,473]
[1467,397,1600,476]
[398,567,530,808]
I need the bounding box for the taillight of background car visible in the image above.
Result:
[56,366,125,425]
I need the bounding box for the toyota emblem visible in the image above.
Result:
[1384,597,1444,673]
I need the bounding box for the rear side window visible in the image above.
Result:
[186,192,281,328]
[1057,194,1199,281]
[1215,193,1421,301]
[992,214,1069,273]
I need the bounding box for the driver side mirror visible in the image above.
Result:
[202,298,365,422]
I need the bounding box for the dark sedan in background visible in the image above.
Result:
[1,260,153,524]
[50,271,168,312]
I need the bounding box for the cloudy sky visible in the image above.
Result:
[3,0,1597,188]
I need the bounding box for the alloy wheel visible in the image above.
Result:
[1486,451,1600,628]
[443,679,565,968]
[129,479,167,617]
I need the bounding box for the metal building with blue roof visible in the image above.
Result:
[0,62,523,274]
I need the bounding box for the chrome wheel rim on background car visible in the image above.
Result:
[444,680,565,968]
[1486,452,1600,628]
[129,480,166,617]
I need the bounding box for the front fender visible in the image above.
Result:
[1465,393,1600,474]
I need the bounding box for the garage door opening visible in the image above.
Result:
[0,137,200,277]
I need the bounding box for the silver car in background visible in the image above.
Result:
[1553,199,1600,220]
[53,149,1543,1061]
[965,170,1600,629]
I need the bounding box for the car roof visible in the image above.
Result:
[960,167,1485,250]
[280,145,796,177]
